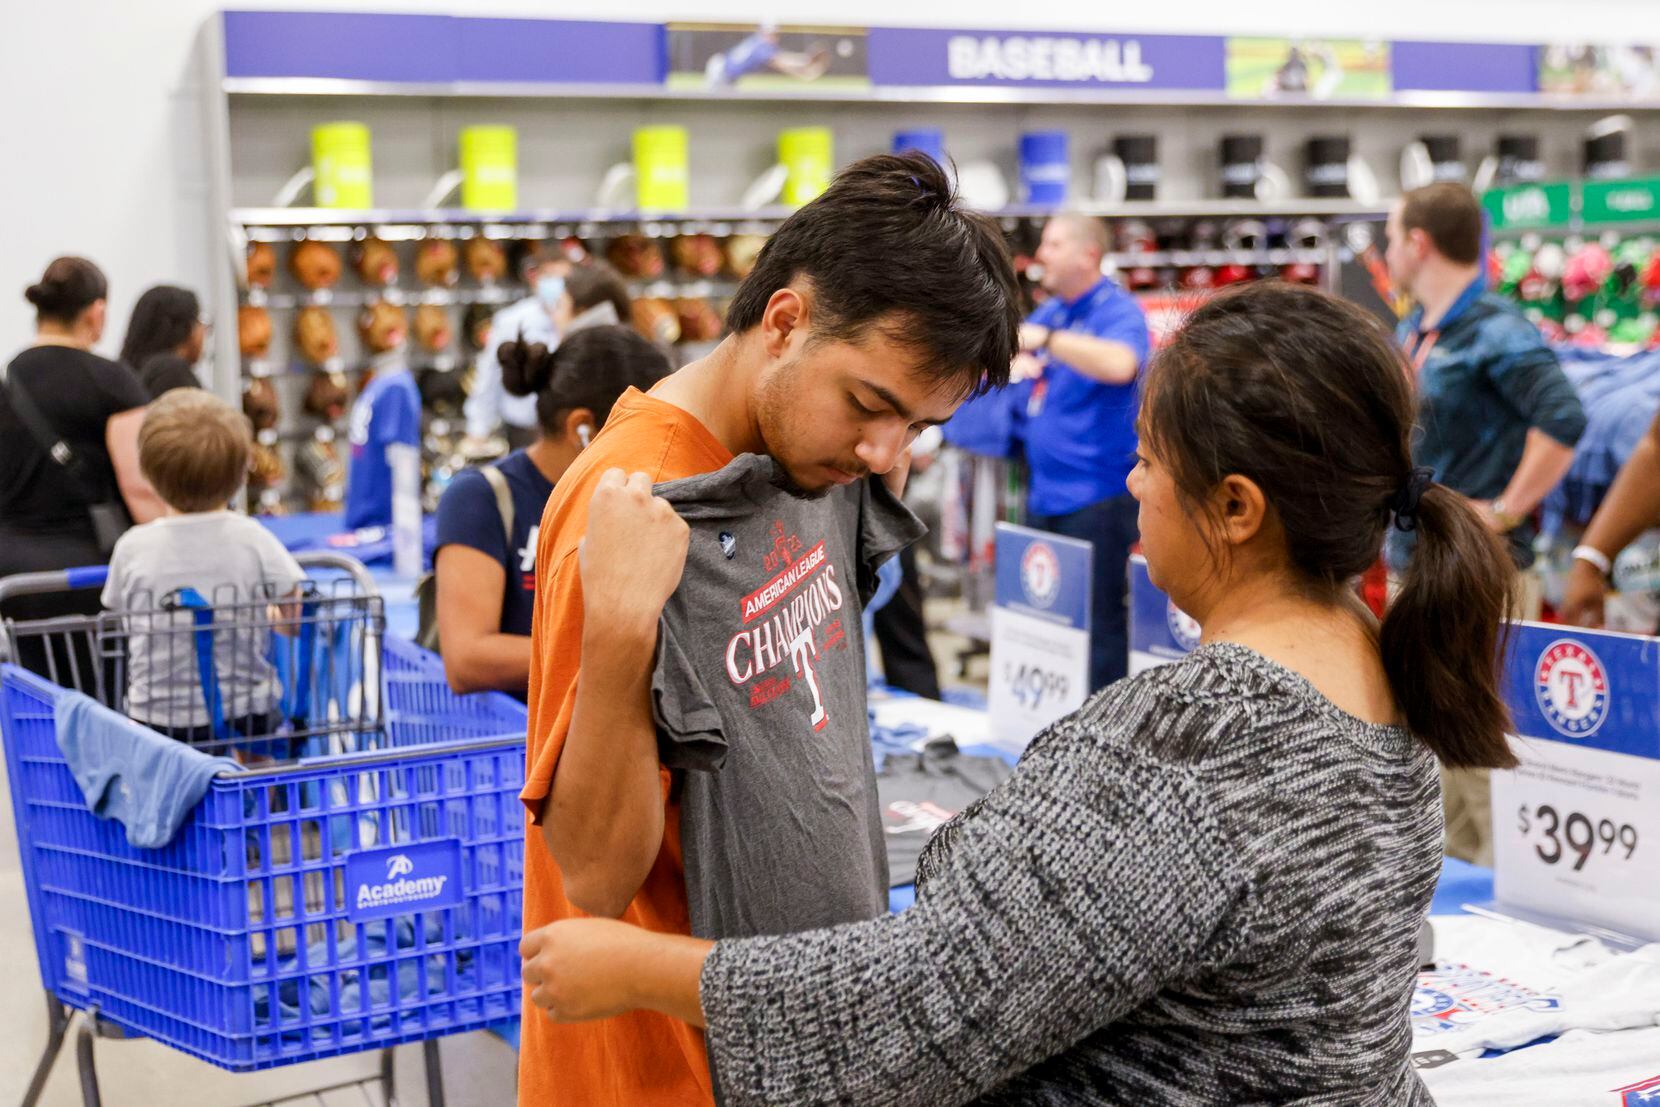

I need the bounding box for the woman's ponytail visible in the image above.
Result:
[1145,283,1525,772]
[1380,484,1519,769]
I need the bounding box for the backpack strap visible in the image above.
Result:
[479,464,516,551]
[414,463,517,658]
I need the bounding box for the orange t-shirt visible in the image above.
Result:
[518,387,732,1107]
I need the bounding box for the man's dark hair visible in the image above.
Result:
[1400,182,1483,266]
[566,261,632,327]
[725,151,1020,397]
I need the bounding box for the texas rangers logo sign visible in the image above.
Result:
[1409,986,1457,1021]
[1615,1076,1660,1105]
[1534,639,1610,738]
[1166,601,1201,652]
[1020,542,1061,609]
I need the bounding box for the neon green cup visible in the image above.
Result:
[460,126,518,211]
[780,127,834,207]
[633,126,689,211]
[312,122,373,209]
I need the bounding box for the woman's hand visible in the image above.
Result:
[521,918,715,1027]
[521,918,643,1022]
[1560,557,1609,628]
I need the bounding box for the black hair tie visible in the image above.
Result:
[1391,467,1435,532]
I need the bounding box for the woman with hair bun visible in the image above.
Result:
[433,325,671,698]
[2,257,164,672]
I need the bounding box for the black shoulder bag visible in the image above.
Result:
[0,360,134,556]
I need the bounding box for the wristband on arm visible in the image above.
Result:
[1572,545,1613,579]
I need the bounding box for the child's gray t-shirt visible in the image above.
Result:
[651,454,925,940]
[102,512,305,727]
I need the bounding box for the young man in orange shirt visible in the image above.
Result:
[517,152,1023,1105]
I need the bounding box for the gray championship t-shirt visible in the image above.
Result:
[652,453,925,940]
[877,737,1013,887]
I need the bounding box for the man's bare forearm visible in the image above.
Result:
[542,616,665,917]
[1582,420,1660,559]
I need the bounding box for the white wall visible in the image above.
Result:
[4,0,1659,357]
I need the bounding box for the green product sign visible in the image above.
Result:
[1582,177,1660,225]
[1482,183,1574,231]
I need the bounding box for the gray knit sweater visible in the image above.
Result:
[700,643,1442,1106]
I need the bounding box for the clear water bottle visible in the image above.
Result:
[1613,529,1660,595]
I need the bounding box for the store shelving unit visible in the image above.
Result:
[197,12,1660,512]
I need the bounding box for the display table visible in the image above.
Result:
[257,511,424,641]
[470,685,1660,1087]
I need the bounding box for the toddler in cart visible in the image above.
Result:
[100,388,306,761]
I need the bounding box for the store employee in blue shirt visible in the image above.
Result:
[1019,214,1151,690]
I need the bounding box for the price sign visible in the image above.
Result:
[1491,624,1660,942]
[987,523,1091,753]
[1128,554,1200,674]
[1512,803,1639,872]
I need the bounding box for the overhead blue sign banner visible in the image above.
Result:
[222,11,664,84]
[220,12,1556,99]
[867,28,1225,90]
[1391,41,1538,94]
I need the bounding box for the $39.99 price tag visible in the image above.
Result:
[1491,627,1660,942]
[1513,803,1639,872]
[1493,758,1659,939]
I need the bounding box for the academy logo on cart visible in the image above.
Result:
[1020,542,1061,609]
[345,839,464,921]
[1535,639,1611,738]
[1166,601,1201,653]
[1615,1076,1660,1105]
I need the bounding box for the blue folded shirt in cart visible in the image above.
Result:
[54,690,243,848]
[256,914,479,1036]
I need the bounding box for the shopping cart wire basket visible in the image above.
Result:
[0,553,529,1106]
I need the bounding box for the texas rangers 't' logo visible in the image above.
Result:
[1020,542,1061,609]
[1534,639,1610,738]
[1166,601,1202,652]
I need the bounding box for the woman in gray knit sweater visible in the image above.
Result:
[521,282,1520,1105]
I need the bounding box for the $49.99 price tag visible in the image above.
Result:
[988,525,1092,754]
[1002,660,1073,716]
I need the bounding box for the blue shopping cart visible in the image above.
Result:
[0,553,528,1107]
